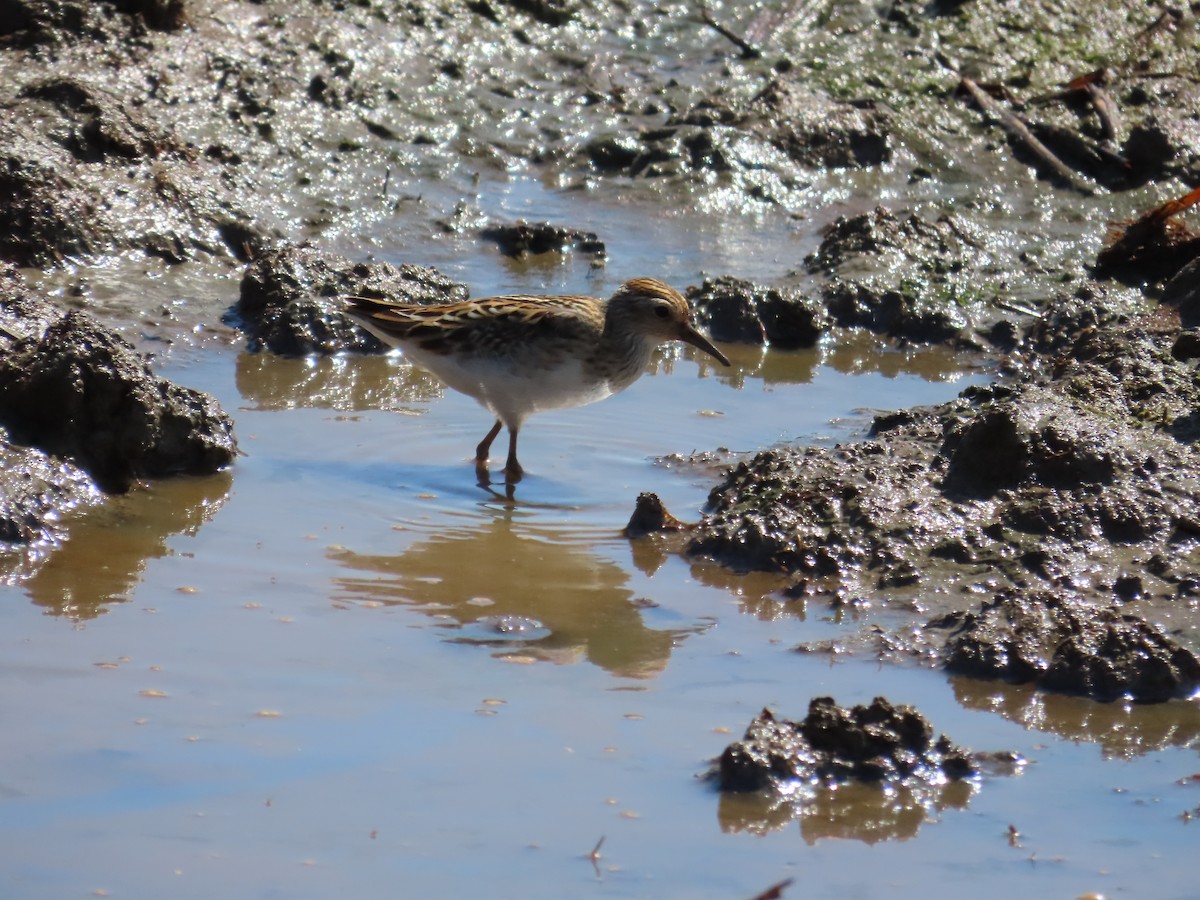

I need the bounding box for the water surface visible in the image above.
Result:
[1,329,1195,899]
[4,170,1197,899]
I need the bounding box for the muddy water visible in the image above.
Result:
[1,338,1195,899]
[3,180,1196,900]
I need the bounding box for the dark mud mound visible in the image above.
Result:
[710,696,1016,840]
[479,221,606,261]
[802,206,993,346]
[689,320,1200,584]
[717,697,977,793]
[236,243,469,355]
[687,276,826,348]
[575,76,888,205]
[668,316,1200,697]
[934,590,1200,703]
[0,310,237,493]
[741,80,890,170]
[0,1,185,42]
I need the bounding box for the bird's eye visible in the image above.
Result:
[653,305,671,319]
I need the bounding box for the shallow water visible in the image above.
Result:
[1,324,1197,898]
[5,124,1198,897]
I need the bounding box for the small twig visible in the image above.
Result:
[382,167,391,200]
[700,5,762,59]
[1132,8,1183,48]
[1033,70,1125,144]
[748,878,795,900]
[0,322,33,344]
[959,76,1093,194]
[587,835,605,860]
[587,835,605,877]
[938,215,984,248]
[994,299,1044,319]
[1081,81,1122,143]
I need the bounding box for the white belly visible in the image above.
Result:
[402,344,617,427]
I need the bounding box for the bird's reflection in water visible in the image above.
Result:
[330,508,705,678]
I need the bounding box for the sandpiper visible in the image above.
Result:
[344,277,730,481]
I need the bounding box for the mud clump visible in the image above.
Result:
[236,243,469,356]
[623,491,688,538]
[935,591,1200,703]
[0,1,185,40]
[0,309,237,493]
[0,264,236,497]
[939,382,1139,496]
[742,81,891,170]
[687,276,826,348]
[802,206,989,345]
[479,221,606,261]
[676,317,1200,699]
[717,697,977,793]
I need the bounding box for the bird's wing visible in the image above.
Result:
[346,294,603,359]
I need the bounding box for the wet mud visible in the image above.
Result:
[0,264,233,565]
[1,0,1200,883]
[634,311,1200,702]
[236,242,467,355]
[711,696,1021,836]
[716,696,980,792]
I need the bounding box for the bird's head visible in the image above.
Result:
[610,277,730,366]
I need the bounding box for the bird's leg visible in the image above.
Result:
[476,419,503,464]
[503,426,523,482]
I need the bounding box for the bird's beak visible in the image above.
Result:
[678,322,731,366]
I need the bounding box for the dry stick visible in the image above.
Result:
[586,834,605,877]
[1062,69,1124,144]
[1133,8,1183,48]
[959,77,1093,194]
[748,878,795,900]
[1082,82,1123,143]
[700,5,762,59]
[1139,184,1200,226]
[995,298,1044,319]
[1117,183,1200,245]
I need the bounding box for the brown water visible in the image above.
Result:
[4,177,1198,899]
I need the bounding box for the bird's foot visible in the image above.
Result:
[503,457,524,483]
[474,457,492,485]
